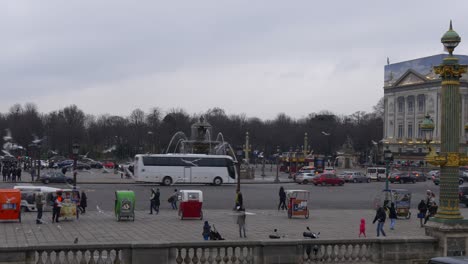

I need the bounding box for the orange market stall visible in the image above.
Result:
[0,189,21,223]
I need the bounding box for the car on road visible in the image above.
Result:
[366,167,387,181]
[40,171,74,184]
[459,186,468,207]
[82,158,103,169]
[410,171,426,182]
[102,161,115,169]
[388,171,416,184]
[433,175,464,185]
[312,173,345,186]
[339,171,370,183]
[295,173,318,184]
[57,160,74,168]
[63,161,91,170]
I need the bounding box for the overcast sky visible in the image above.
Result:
[2,1,468,120]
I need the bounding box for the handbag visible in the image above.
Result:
[168,197,174,203]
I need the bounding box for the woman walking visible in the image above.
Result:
[278,186,286,210]
[237,208,247,238]
[79,191,87,214]
[372,206,386,237]
[417,199,427,227]
[388,203,397,230]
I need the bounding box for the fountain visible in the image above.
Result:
[165,116,233,158]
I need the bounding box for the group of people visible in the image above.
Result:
[1,163,22,182]
[35,190,87,224]
[149,188,179,214]
[417,190,438,227]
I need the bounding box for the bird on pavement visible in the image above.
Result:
[74,237,79,244]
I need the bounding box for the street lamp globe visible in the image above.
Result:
[384,147,393,162]
[72,143,80,155]
[441,20,461,56]
[420,114,435,144]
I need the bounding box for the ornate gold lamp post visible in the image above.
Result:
[425,21,468,221]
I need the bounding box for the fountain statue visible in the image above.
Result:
[165,116,236,160]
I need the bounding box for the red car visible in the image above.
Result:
[313,173,345,186]
[102,161,115,169]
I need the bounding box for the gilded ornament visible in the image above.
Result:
[446,152,461,167]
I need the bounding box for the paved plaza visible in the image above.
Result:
[1,208,452,247]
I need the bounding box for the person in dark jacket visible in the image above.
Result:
[417,199,427,227]
[149,188,160,214]
[388,203,397,230]
[79,191,87,214]
[16,167,22,182]
[278,186,287,210]
[202,221,211,240]
[372,206,387,237]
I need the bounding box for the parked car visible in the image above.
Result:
[57,160,74,168]
[312,173,345,186]
[339,171,370,183]
[366,167,387,181]
[295,173,318,184]
[81,158,103,169]
[433,175,463,185]
[388,172,416,184]
[102,161,115,169]
[40,171,74,184]
[63,161,91,170]
[410,171,426,182]
[459,186,468,207]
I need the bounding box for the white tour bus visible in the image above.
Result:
[134,154,237,186]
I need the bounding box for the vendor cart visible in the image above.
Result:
[286,190,310,219]
[115,190,135,221]
[178,190,203,220]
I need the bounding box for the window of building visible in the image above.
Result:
[398,124,404,138]
[408,100,414,113]
[398,97,405,113]
[407,123,413,138]
[417,95,425,112]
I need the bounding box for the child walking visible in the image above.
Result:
[359,218,366,237]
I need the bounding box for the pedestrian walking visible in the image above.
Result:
[149,188,160,214]
[417,199,427,227]
[6,166,11,181]
[168,189,178,210]
[79,191,87,214]
[11,167,16,182]
[388,202,397,230]
[16,167,22,182]
[202,221,211,240]
[2,165,6,182]
[278,186,286,210]
[235,191,243,210]
[425,201,438,225]
[52,193,63,223]
[359,218,366,237]
[30,167,36,182]
[35,191,44,224]
[372,206,386,237]
[237,208,247,238]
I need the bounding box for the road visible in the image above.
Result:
[0,179,442,212]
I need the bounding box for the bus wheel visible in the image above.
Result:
[162,177,172,186]
[213,177,223,186]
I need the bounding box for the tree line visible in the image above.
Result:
[0,100,383,162]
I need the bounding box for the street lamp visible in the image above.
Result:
[275,146,280,183]
[424,21,468,221]
[72,143,80,188]
[383,146,393,199]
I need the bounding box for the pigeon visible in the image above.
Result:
[372,140,378,145]
[31,134,44,145]
[321,131,331,136]
[74,237,79,244]
[103,145,116,153]
[3,129,12,142]
[2,150,13,157]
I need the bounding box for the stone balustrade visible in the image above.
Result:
[0,237,438,264]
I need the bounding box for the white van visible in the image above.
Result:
[366,167,387,181]
[13,185,61,212]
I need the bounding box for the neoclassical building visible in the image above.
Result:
[383,54,468,161]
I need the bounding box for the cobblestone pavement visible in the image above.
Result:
[0,208,451,247]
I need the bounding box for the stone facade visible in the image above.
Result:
[383,54,468,160]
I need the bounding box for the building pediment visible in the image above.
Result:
[392,69,428,87]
